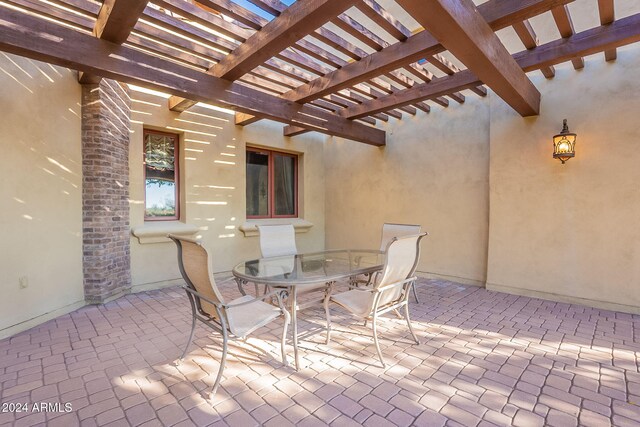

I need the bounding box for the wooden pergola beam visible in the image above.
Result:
[212,0,361,81]
[235,113,261,126]
[343,12,640,119]
[513,20,555,78]
[598,0,616,61]
[284,0,574,104]
[396,0,540,117]
[78,0,148,84]
[0,7,384,146]
[551,5,585,69]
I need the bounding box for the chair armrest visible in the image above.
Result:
[375,277,417,293]
[181,285,224,309]
[224,290,285,309]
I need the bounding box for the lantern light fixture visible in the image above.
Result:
[553,119,577,164]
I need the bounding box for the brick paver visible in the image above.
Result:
[0,277,638,426]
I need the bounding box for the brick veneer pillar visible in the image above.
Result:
[81,79,132,304]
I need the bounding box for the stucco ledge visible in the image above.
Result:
[131,222,199,244]
[239,219,313,237]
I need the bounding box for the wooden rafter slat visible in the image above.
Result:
[598,0,616,61]
[4,0,94,30]
[212,0,360,81]
[245,0,282,17]
[42,0,100,17]
[248,0,371,62]
[133,22,223,62]
[357,0,411,41]
[235,113,262,125]
[422,55,484,97]
[405,64,433,82]
[262,58,314,82]
[276,48,332,76]
[395,0,540,117]
[469,86,488,97]
[283,126,310,137]
[341,11,640,119]
[142,6,237,54]
[294,39,345,69]
[152,0,252,42]
[313,28,367,61]
[513,20,555,78]
[251,67,300,90]
[398,105,417,115]
[330,14,385,51]
[432,97,449,108]
[195,0,263,31]
[414,102,431,113]
[126,34,211,70]
[0,6,386,144]
[284,0,573,104]
[551,5,585,69]
[238,73,288,95]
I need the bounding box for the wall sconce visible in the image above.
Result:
[553,119,577,164]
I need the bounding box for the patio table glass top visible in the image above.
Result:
[232,249,385,286]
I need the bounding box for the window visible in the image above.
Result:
[246,147,298,218]
[144,129,179,220]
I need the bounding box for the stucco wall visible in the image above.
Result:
[486,45,640,313]
[324,97,491,286]
[0,54,84,338]
[128,88,327,290]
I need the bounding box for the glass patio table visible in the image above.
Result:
[232,249,385,370]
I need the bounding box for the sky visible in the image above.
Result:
[230,0,296,20]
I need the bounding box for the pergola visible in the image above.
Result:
[0,0,640,146]
[0,0,638,146]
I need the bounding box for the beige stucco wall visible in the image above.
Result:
[324,97,491,286]
[486,44,640,313]
[128,89,327,290]
[0,54,84,338]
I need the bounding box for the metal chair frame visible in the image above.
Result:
[350,223,423,303]
[170,236,290,398]
[325,233,427,368]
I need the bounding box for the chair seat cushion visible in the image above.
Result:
[331,290,372,317]
[226,295,281,338]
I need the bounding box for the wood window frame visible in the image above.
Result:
[143,129,180,221]
[246,147,299,219]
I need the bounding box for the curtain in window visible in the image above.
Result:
[274,154,295,216]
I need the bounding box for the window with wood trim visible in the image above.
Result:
[246,147,298,219]
[144,129,179,220]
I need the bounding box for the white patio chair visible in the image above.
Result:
[352,223,423,303]
[257,223,327,288]
[258,224,297,258]
[325,233,428,368]
[168,235,290,398]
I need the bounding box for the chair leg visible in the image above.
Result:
[404,303,420,345]
[210,329,229,399]
[412,282,420,303]
[281,305,290,367]
[324,294,332,345]
[179,298,198,365]
[392,308,403,319]
[371,314,386,368]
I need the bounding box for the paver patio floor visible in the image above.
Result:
[1,278,639,427]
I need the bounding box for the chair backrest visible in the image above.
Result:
[168,235,224,319]
[258,224,297,258]
[373,233,428,309]
[379,223,422,251]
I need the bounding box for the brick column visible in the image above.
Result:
[81,79,132,304]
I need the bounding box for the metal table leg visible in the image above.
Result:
[235,278,248,296]
[291,286,300,370]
